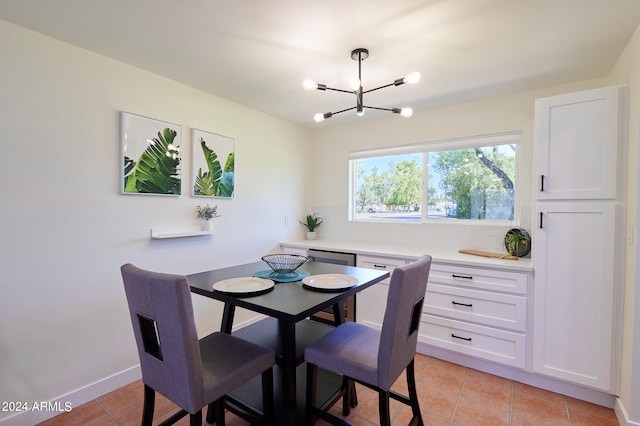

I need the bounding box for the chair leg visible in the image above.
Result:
[142,384,155,426]
[189,410,202,426]
[378,390,391,426]
[215,399,225,426]
[204,400,224,425]
[262,368,274,425]
[341,376,351,416]
[306,363,318,425]
[205,402,214,424]
[406,359,424,426]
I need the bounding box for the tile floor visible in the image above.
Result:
[39,354,619,426]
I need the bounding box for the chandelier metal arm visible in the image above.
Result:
[362,82,395,94]
[363,105,394,112]
[324,86,356,94]
[328,106,357,115]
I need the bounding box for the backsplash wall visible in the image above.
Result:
[309,204,533,255]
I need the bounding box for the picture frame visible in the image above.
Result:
[191,128,235,198]
[121,111,182,196]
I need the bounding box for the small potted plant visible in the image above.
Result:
[504,228,531,257]
[300,213,323,240]
[196,204,220,231]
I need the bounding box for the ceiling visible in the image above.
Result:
[2,0,640,128]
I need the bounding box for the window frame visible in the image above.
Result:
[349,131,522,225]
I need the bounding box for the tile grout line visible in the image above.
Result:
[448,367,470,424]
[95,397,121,425]
[509,380,515,426]
[563,396,572,426]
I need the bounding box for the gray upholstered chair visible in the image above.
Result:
[120,263,275,426]
[304,255,432,426]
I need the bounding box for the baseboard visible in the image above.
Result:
[417,342,616,408]
[0,365,141,426]
[616,398,640,426]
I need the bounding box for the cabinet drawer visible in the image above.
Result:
[420,315,526,368]
[430,263,527,294]
[356,254,408,272]
[281,246,308,257]
[424,284,526,332]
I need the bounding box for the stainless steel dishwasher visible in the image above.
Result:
[307,249,357,324]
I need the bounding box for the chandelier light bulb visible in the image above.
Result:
[400,108,413,117]
[350,78,361,91]
[303,79,318,90]
[403,72,421,85]
[313,113,325,122]
[357,109,365,117]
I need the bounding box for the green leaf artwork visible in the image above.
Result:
[192,130,235,198]
[123,127,181,195]
[121,112,182,195]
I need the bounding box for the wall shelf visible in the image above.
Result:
[150,229,212,239]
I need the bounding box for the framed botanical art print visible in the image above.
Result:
[191,128,235,198]
[121,111,182,195]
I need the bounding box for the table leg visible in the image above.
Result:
[278,319,297,426]
[221,304,235,333]
[331,303,345,325]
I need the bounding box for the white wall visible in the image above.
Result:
[0,20,312,423]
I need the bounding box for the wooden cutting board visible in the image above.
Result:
[458,249,519,260]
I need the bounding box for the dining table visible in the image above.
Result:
[187,260,389,426]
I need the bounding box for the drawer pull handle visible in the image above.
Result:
[452,301,473,307]
[452,274,473,280]
[451,334,472,342]
[373,264,388,269]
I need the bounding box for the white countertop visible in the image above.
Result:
[281,239,532,272]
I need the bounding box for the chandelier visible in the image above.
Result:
[303,48,420,123]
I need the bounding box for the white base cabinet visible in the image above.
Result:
[532,202,617,390]
[355,255,530,368]
[421,262,529,369]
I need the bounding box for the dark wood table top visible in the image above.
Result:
[187,261,389,322]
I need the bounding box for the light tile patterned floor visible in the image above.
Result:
[39,354,619,425]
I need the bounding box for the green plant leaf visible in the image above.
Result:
[194,168,215,196]
[195,139,234,197]
[124,128,181,194]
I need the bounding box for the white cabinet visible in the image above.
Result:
[532,86,624,392]
[532,202,617,389]
[420,263,529,368]
[281,246,308,257]
[356,254,410,330]
[535,86,622,200]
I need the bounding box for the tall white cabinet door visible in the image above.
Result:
[532,202,616,391]
[535,86,622,200]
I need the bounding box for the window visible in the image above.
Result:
[351,132,520,222]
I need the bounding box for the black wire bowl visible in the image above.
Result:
[261,254,309,277]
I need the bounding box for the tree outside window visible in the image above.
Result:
[353,139,517,222]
